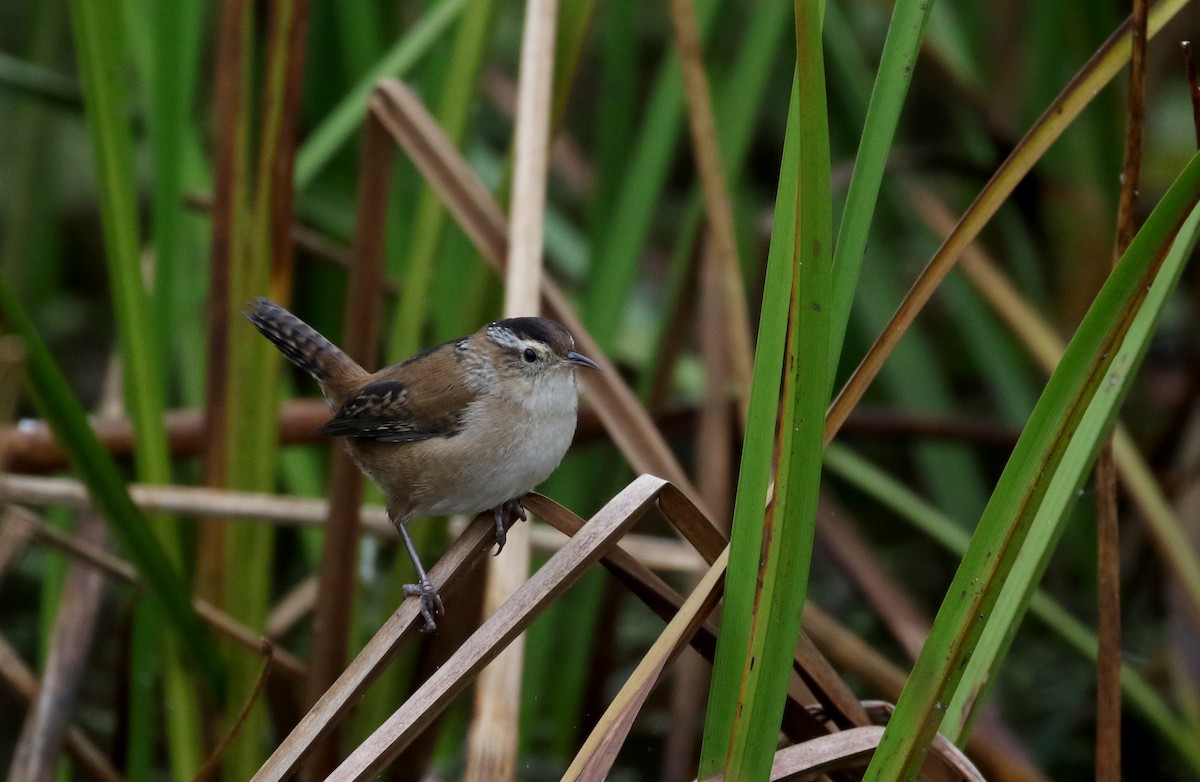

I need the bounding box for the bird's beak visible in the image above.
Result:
[563,351,601,371]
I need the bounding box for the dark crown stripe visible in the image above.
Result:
[491,317,572,353]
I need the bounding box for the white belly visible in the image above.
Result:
[419,401,575,516]
[371,373,579,519]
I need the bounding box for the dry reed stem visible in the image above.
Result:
[466,1,558,771]
[304,107,392,776]
[502,0,555,316]
[250,511,509,782]
[393,563,489,778]
[3,505,306,679]
[2,399,330,473]
[702,719,982,782]
[564,547,728,780]
[1095,2,1147,775]
[252,471,862,781]
[201,0,252,605]
[525,494,854,737]
[0,473,705,572]
[369,78,703,509]
[2,398,662,473]
[668,0,753,424]
[9,512,107,782]
[0,472,395,532]
[0,635,121,782]
[328,475,666,781]
[700,700,984,782]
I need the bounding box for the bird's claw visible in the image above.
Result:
[404,578,445,633]
[492,499,528,556]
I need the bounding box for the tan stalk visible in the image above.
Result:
[0,474,706,571]
[368,79,703,508]
[466,0,558,776]
[3,398,332,472]
[3,399,653,473]
[668,0,753,423]
[709,715,982,782]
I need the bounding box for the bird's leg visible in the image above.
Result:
[490,498,528,556]
[396,519,444,632]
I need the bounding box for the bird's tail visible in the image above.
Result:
[245,298,367,403]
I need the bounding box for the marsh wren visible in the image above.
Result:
[247,298,599,631]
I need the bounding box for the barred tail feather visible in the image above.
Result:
[245,298,366,401]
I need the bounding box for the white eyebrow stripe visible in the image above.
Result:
[487,325,532,351]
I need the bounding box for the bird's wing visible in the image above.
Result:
[313,367,479,443]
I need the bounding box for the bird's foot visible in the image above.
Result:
[491,499,528,555]
[403,578,445,633]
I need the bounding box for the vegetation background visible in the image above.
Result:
[1,0,1200,780]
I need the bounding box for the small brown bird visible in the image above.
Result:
[247,298,599,631]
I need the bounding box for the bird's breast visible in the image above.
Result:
[361,379,578,519]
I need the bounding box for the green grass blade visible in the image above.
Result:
[0,1,65,301]
[824,444,1200,773]
[861,148,1200,781]
[945,198,1200,742]
[67,0,168,480]
[591,0,637,228]
[69,3,213,773]
[698,73,799,777]
[582,0,718,346]
[293,0,467,189]
[0,50,81,109]
[700,0,833,772]
[828,0,935,373]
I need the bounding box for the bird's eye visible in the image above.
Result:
[522,348,538,363]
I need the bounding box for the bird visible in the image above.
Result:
[246,297,600,631]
